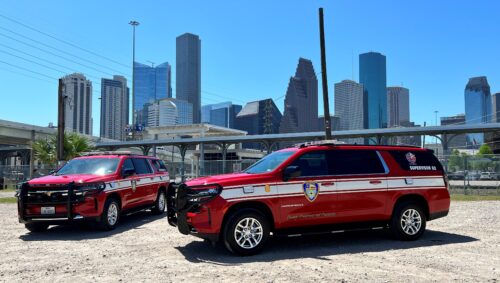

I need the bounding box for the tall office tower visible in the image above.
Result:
[464,76,492,146]
[387,86,410,127]
[133,61,172,126]
[493,93,500,123]
[317,115,340,131]
[147,98,193,127]
[100,76,129,140]
[235,99,282,148]
[176,33,201,123]
[359,52,387,129]
[334,80,365,131]
[201,102,242,128]
[279,58,318,133]
[60,73,92,135]
[440,114,467,150]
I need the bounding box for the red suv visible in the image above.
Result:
[17,153,170,232]
[168,142,450,255]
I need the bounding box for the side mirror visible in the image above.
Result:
[122,168,135,178]
[283,165,301,181]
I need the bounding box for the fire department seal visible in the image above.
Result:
[406,152,417,165]
[303,182,319,202]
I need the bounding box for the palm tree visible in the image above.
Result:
[33,133,93,166]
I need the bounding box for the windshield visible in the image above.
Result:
[244,151,295,174]
[56,158,120,176]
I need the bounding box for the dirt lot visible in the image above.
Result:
[0,202,499,283]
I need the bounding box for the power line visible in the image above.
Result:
[0,13,131,69]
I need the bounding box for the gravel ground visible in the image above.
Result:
[0,201,498,282]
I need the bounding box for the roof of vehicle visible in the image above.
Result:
[283,140,430,152]
[74,151,158,159]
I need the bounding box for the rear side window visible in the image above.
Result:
[132,158,153,174]
[389,150,443,172]
[151,159,167,172]
[328,150,386,175]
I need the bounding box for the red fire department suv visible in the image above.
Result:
[17,152,170,232]
[167,142,450,255]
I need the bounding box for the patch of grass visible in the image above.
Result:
[451,194,500,201]
[0,188,16,192]
[0,197,17,204]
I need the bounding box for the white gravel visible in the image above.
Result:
[0,201,499,282]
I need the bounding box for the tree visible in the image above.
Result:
[478,144,493,156]
[33,133,93,166]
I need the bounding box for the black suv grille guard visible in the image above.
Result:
[17,182,104,222]
[167,183,222,235]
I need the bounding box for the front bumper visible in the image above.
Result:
[167,183,222,237]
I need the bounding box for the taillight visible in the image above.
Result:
[443,174,449,191]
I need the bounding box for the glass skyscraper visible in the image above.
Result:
[359,52,387,129]
[133,61,172,126]
[176,33,201,123]
[201,102,242,128]
[464,76,492,146]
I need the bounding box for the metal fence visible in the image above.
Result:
[0,165,55,189]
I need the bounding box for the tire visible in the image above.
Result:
[390,202,427,241]
[97,197,120,231]
[151,189,166,215]
[223,209,270,256]
[25,223,49,233]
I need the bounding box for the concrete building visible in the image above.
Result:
[359,52,387,129]
[441,114,467,151]
[176,33,201,123]
[236,99,282,135]
[334,80,365,131]
[133,61,172,126]
[100,76,129,140]
[61,73,92,135]
[201,102,242,129]
[317,115,340,132]
[464,76,492,146]
[147,98,193,127]
[387,86,410,127]
[492,93,500,123]
[279,58,318,133]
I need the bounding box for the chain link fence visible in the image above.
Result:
[0,165,56,189]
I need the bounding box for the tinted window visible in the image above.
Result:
[290,151,329,177]
[152,159,167,172]
[389,150,443,172]
[121,159,135,173]
[132,158,153,174]
[328,150,386,175]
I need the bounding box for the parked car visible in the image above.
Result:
[17,152,170,232]
[448,171,465,180]
[167,141,450,255]
[479,172,497,180]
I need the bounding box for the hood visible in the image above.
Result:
[28,174,115,186]
[185,172,276,188]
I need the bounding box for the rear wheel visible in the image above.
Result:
[223,209,270,256]
[390,202,426,240]
[25,223,49,233]
[151,189,166,215]
[97,198,120,231]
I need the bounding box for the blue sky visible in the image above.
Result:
[0,0,499,135]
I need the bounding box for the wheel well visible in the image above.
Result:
[393,194,430,220]
[158,186,167,195]
[106,192,122,209]
[221,201,275,233]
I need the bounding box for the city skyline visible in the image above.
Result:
[0,1,499,135]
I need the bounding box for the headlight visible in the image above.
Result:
[186,184,222,204]
[76,183,105,196]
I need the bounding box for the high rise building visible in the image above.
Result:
[176,33,201,123]
[317,115,340,132]
[147,98,193,127]
[359,52,387,129]
[61,73,92,135]
[334,80,365,131]
[235,99,282,136]
[279,58,318,133]
[201,102,242,128]
[387,86,410,127]
[492,93,500,123]
[441,114,467,151]
[133,61,172,126]
[464,76,492,145]
[100,76,129,140]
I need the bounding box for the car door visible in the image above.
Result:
[120,158,143,209]
[131,158,155,206]
[330,150,389,222]
[277,150,338,228]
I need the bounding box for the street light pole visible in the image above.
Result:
[434,110,439,154]
[129,20,139,140]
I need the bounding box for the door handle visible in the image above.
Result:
[321,182,335,186]
[369,180,382,185]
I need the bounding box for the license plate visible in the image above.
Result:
[41,207,55,215]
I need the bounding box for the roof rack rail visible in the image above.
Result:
[295,140,345,148]
[82,151,134,156]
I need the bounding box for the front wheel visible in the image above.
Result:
[390,202,426,241]
[151,189,166,215]
[97,198,120,231]
[223,209,270,256]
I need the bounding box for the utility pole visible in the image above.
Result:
[129,20,139,140]
[319,8,332,140]
[57,79,65,163]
